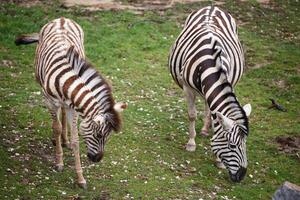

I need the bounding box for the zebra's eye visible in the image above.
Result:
[98,135,102,139]
[229,143,237,149]
[96,133,103,139]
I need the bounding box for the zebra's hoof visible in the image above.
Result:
[185,144,196,152]
[200,130,209,137]
[78,181,87,189]
[55,165,64,172]
[215,161,226,169]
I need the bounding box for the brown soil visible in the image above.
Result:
[275,135,300,161]
[240,0,270,3]
[0,0,41,7]
[62,0,223,13]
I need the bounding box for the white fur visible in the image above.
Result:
[216,112,234,130]
[113,102,127,113]
[243,104,252,117]
[93,115,105,125]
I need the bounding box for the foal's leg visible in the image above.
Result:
[49,107,64,171]
[200,103,211,136]
[66,109,86,189]
[51,107,70,148]
[184,86,197,152]
[61,107,70,148]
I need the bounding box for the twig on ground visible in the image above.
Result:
[269,98,287,112]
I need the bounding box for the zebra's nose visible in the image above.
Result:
[229,167,247,182]
[87,152,104,162]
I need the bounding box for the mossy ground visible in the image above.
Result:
[0,0,299,199]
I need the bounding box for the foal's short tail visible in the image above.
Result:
[15,33,39,46]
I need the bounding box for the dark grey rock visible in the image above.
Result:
[272,181,300,200]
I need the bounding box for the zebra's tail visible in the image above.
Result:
[15,33,39,46]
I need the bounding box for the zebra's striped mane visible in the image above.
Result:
[66,46,121,132]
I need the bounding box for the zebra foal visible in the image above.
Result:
[169,6,252,182]
[15,17,127,188]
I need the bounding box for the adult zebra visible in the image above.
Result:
[168,6,252,182]
[15,17,127,188]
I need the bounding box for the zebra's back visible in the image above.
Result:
[35,18,113,119]
[169,6,244,95]
[35,17,84,86]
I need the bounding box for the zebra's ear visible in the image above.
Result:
[93,114,105,125]
[243,104,252,117]
[114,102,128,113]
[216,112,234,130]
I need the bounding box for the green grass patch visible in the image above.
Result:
[0,1,299,199]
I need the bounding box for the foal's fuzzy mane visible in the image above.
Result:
[67,46,121,132]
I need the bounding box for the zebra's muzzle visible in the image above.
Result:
[229,167,247,182]
[87,151,104,162]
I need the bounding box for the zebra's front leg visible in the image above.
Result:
[50,108,64,172]
[200,103,211,136]
[184,86,197,152]
[67,109,87,189]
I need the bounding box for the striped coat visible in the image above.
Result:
[36,18,112,119]
[169,6,244,90]
[169,6,252,182]
[15,17,126,188]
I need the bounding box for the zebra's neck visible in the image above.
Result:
[64,46,117,122]
[73,89,112,120]
[207,88,248,134]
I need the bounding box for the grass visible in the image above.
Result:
[0,0,299,199]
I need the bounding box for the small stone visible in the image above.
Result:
[273,181,300,200]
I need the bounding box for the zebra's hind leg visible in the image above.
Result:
[184,86,197,152]
[49,107,64,172]
[61,107,71,149]
[51,107,71,149]
[66,109,87,189]
[200,103,211,136]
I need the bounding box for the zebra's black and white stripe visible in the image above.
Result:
[16,17,126,187]
[169,6,252,182]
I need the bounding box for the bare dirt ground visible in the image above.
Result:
[0,0,41,7]
[276,135,300,161]
[62,0,224,13]
[3,0,272,13]
[61,0,274,13]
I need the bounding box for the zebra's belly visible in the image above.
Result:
[42,90,68,109]
[41,76,71,109]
